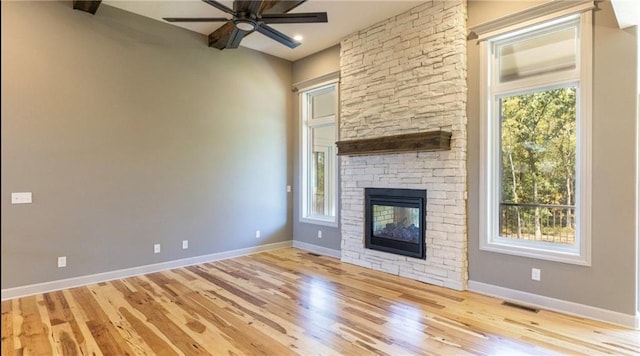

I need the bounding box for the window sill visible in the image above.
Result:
[480,240,590,266]
[300,216,338,228]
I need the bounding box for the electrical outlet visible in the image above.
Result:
[255,230,261,238]
[287,185,292,193]
[182,240,189,249]
[154,244,161,254]
[318,230,322,238]
[531,268,541,281]
[58,256,67,268]
[11,192,32,204]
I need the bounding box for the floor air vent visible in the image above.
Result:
[501,301,540,313]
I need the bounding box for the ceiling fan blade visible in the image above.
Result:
[202,0,235,15]
[226,27,248,49]
[208,22,236,49]
[234,0,263,14]
[260,0,306,15]
[163,17,229,23]
[255,23,300,48]
[261,12,327,24]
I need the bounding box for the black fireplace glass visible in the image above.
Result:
[372,204,420,243]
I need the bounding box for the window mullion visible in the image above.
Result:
[492,71,580,97]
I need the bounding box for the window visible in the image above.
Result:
[478,8,592,265]
[300,82,338,226]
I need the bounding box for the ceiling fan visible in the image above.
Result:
[163,0,328,50]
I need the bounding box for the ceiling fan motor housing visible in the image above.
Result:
[234,13,258,31]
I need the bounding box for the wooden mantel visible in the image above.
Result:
[336,130,451,156]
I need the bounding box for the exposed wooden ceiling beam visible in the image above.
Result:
[73,0,102,15]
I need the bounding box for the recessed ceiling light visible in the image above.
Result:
[294,35,303,41]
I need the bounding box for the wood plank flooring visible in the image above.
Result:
[2,248,638,355]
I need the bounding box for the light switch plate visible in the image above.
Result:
[11,192,32,204]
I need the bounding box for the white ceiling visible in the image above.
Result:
[610,0,640,29]
[102,0,425,62]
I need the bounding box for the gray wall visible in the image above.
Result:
[291,45,342,252]
[467,1,638,315]
[1,1,293,289]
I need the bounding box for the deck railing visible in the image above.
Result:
[499,202,575,244]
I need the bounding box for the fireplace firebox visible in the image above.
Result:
[365,188,426,259]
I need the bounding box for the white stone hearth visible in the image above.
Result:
[339,0,468,290]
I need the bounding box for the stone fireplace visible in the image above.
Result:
[339,0,468,290]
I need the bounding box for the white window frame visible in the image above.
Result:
[477,6,593,265]
[300,80,339,227]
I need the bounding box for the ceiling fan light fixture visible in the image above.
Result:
[235,19,256,31]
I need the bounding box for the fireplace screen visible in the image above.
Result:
[365,188,426,259]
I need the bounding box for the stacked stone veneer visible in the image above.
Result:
[339,0,468,290]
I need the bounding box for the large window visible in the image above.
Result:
[300,82,338,226]
[479,9,592,265]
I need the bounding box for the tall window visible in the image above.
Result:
[479,9,592,265]
[301,82,338,226]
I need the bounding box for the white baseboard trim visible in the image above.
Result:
[1,241,293,301]
[292,240,341,259]
[468,280,639,330]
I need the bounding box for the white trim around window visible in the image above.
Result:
[299,77,339,227]
[478,7,592,266]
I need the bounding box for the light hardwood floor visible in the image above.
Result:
[2,248,638,355]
